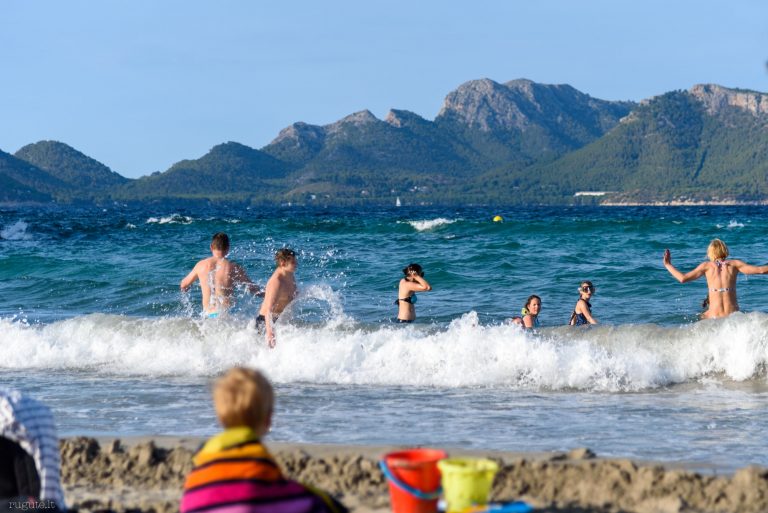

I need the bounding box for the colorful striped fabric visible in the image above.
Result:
[180,428,346,513]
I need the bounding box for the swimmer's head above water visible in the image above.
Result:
[578,281,595,298]
[275,248,297,269]
[211,232,230,256]
[402,263,424,279]
[707,239,729,262]
[523,294,541,316]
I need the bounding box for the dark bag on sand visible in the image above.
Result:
[0,437,41,499]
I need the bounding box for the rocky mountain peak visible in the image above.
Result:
[385,109,428,128]
[269,122,326,148]
[504,78,538,101]
[437,78,529,132]
[326,110,380,134]
[689,84,768,116]
[436,78,633,138]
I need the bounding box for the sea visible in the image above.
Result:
[2,204,768,472]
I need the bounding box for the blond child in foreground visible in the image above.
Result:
[180,367,347,513]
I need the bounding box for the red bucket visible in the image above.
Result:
[381,448,448,513]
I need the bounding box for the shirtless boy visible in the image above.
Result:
[180,232,261,318]
[257,248,298,347]
[663,238,768,319]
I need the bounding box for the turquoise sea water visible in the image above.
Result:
[3,205,768,471]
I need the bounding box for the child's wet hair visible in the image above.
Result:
[275,248,296,265]
[211,232,230,251]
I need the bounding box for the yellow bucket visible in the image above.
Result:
[437,458,499,512]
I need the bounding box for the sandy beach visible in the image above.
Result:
[58,437,768,513]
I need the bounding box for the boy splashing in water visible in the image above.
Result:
[181,232,261,318]
[257,248,298,347]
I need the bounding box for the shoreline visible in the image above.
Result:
[61,437,768,513]
[600,200,768,206]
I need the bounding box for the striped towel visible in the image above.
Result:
[181,427,347,513]
[0,388,65,508]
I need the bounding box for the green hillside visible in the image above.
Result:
[0,149,67,201]
[114,142,293,201]
[479,90,768,204]
[15,140,128,191]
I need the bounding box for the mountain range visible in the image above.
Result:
[3,79,768,206]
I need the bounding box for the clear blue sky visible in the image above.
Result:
[2,0,767,178]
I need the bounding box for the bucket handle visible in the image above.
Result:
[379,460,442,500]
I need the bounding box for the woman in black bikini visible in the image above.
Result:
[569,281,598,326]
[396,263,432,323]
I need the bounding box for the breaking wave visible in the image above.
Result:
[2,310,767,392]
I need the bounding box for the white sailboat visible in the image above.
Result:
[395,196,401,207]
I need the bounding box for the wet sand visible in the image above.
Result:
[60,437,768,513]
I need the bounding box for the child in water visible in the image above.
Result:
[569,281,598,325]
[395,263,432,323]
[508,295,541,328]
[521,295,541,328]
[257,248,298,347]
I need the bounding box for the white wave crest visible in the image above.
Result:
[0,221,33,241]
[404,218,457,231]
[3,312,768,391]
[146,214,194,225]
[716,220,746,229]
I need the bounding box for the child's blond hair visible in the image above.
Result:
[707,239,729,261]
[213,367,274,434]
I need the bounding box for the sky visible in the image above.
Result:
[2,0,767,178]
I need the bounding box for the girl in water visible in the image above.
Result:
[521,295,541,328]
[569,281,598,325]
[395,263,432,323]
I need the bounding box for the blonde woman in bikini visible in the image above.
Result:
[663,239,768,319]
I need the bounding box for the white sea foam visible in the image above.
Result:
[404,218,457,231]
[716,220,746,229]
[0,221,33,241]
[2,311,767,391]
[146,214,194,225]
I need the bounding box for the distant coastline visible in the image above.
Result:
[601,200,768,207]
